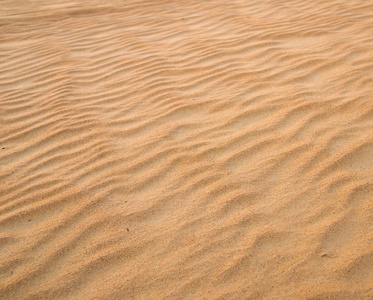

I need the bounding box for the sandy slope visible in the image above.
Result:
[0,0,373,299]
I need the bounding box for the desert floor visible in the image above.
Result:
[1,0,373,299]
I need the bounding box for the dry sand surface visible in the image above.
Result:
[1,0,373,299]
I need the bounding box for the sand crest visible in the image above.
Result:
[0,0,373,299]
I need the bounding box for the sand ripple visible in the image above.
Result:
[1,0,373,299]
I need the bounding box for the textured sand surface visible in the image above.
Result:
[1,0,373,299]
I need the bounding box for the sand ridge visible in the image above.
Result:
[0,0,373,299]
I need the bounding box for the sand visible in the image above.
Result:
[0,0,372,299]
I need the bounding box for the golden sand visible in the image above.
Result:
[0,0,373,299]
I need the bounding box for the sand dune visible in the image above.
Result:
[1,0,373,299]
